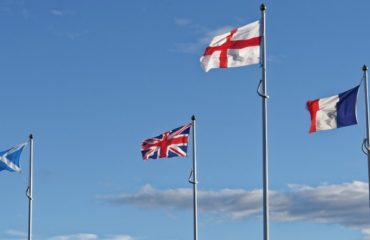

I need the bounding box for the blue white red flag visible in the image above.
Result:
[0,142,28,172]
[307,85,360,133]
[141,123,192,160]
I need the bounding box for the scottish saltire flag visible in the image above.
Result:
[141,123,192,160]
[0,142,28,172]
[200,20,261,72]
[307,85,360,133]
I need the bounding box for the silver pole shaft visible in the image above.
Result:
[191,115,198,240]
[363,65,370,211]
[260,4,269,240]
[28,134,34,240]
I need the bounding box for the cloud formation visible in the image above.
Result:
[48,26,88,40]
[49,233,97,240]
[0,0,30,19]
[103,181,370,236]
[172,18,233,54]
[3,231,135,240]
[50,9,73,17]
[4,229,27,240]
[48,233,134,240]
[103,235,134,240]
[174,18,192,27]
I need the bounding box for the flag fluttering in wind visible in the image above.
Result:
[0,142,28,172]
[200,20,261,72]
[307,85,360,133]
[141,123,192,160]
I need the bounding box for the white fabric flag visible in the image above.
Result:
[200,20,261,72]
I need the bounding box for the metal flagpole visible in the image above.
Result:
[362,65,370,211]
[27,134,34,240]
[260,4,269,240]
[189,115,198,240]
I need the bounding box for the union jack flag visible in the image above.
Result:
[141,123,192,160]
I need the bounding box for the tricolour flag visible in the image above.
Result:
[306,85,360,133]
[0,142,28,172]
[141,123,192,160]
[200,20,261,72]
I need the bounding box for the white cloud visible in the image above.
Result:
[50,9,73,17]
[49,233,98,240]
[267,54,286,64]
[48,233,135,240]
[103,181,370,238]
[102,235,135,240]
[48,26,88,40]
[172,22,233,54]
[174,18,192,27]
[19,8,29,19]
[4,229,27,239]
[0,0,30,19]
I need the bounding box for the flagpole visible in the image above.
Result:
[191,115,198,240]
[27,134,34,240]
[362,65,370,211]
[260,4,269,240]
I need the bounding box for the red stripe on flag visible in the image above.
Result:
[202,28,261,69]
[229,36,261,49]
[307,100,320,133]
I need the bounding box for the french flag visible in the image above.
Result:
[307,85,360,133]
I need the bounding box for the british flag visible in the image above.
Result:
[141,123,192,160]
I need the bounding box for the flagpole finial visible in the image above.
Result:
[29,134,33,140]
[363,65,368,72]
[191,115,196,121]
[260,3,267,11]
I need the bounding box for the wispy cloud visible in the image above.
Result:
[4,229,27,240]
[48,233,135,240]
[0,0,30,19]
[173,26,233,54]
[19,8,29,19]
[172,18,233,54]
[3,230,135,240]
[102,181,370,238]
[49,233,98,240]
[50,9,73,17]
[48,9,87,40]
[103,235,135,240]
[48,26,88,40]
[267,54,286,64]
[174,18,192,27]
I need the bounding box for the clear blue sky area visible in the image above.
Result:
[0,1,370,240]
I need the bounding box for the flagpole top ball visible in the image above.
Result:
[191,115,196,121]
[260,3,267,11]
[363,65,368,71]
[29,134,33,140]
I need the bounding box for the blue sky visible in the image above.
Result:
[0,0,370,239]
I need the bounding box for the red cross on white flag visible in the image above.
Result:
[200,20,261,72]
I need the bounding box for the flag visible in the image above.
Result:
[306,85,360,133]
[200,20,261,72]
[0,142,28,172]
[141,123,192,160]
